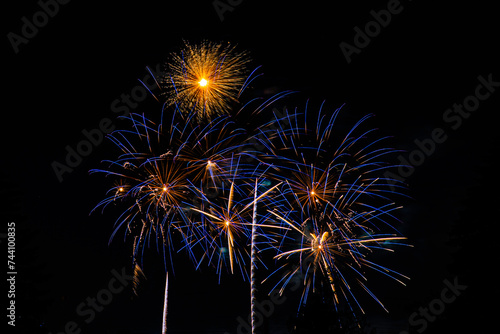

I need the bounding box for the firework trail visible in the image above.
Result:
[258,103,410,322]
[159,40,252,121]
[162,272,168,334]
[250,180,258,334]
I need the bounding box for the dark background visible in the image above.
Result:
[3,0,499,333]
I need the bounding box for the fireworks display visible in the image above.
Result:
[91,41,409,332]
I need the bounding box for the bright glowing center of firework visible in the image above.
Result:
[163,186,168,192]
[198,78,208,87]
[225,220,230,226]
[207,160,213,167]
[318,244,323,250]
[119,187,124,192]
[310,191,316,196]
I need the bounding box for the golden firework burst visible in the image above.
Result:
[162,40,250,120]
[269,210,409,312]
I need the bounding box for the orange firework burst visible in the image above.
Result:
[162,40,250,120]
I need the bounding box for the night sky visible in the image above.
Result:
[4,1,500,333]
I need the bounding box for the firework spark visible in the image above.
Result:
[161,40,251,120]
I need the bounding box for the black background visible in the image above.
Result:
[3,0,500,333]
